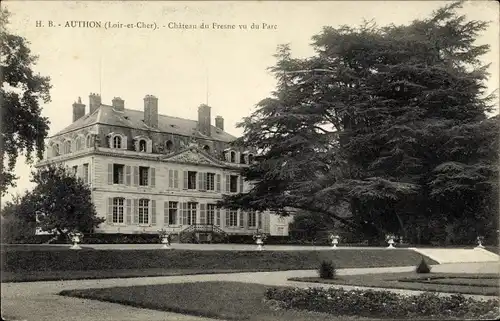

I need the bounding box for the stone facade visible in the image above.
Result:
[37,94,292,236]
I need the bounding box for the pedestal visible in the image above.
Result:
[256,239,263,251]
[70,243,81,250]
[387,240,395,249]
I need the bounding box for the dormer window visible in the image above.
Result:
[64,140,72,154]
[139,139,147,152]
[75,137,82,151]
[248,154,254,164]
[86,135,92,148]
[165,140,173,151]
[113,136,122,149]
[230,151,236,163]
[240,153,245,164]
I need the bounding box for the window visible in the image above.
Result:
[230,151,236,163]
[248,210,256,227]
[248,154,254,164]
[168,202,178,225]
[203,145,210,152]
[83,163,89,184]
[113,136,122,149]
[230,175,238,193]
[112,198,124,223]
[75,137,82,151]
[207,204,215,225]
[206,173,215,191]
[188,171,197,190]
[72,165,78,175]
[139,166,149,186]
[113,164,125,184]
[139,139,147,152]
[187,202,197,225]
[86,135,92,148]
[53,144,60,157]
[138,199,149,224]
[64,141,72,154]
[169,169,179,188]
[165,140,173,151]
[228,209,238,227]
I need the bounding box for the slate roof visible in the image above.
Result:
[53,104,237,142]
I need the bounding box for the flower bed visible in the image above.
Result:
[264,287,499,319]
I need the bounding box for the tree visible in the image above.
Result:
[25,165,104,237]
[1,191,38,243]
[288,211,336,244]
[220,1,498,244]
[0,8,51,196]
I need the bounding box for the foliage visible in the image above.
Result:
[318,260,336,279]
[415,257,432,274]
[0,192,38,243]
[265,287,499,319]
[219,1,498,244]
[288,210,337,244]
[4,164,104,239]
[0,8,51,195]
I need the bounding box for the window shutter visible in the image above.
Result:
[151,200,157,225]
[225,209,230,226]
[126,199,132,224]
[164,201,169,225]
[258,212,262,229]
[183,171,188,190]
[200,204,206,224]
[107,198,113,224]
[225,175,230,193]
[133,199,139,224]
[123,136,128,150]
[108,164,113,185]
[239,210,244,228]
[216,174,221,192]
[203,172,208,190]
[198,172,203,191]
[133,166,139,186]
[78,166,84,180]
[239,176,244,193]
[216,208,221,226]
[168,169,173,188]
[182,202,188,225]
[125,166,131,185]
[150,168,156,187]
[174,170,179,188]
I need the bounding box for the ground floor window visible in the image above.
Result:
[207,204,215,225]
[113,197,124,223]
[168,202,178,225]
[228,209,238,227]
[138,199,149,224]
[248,210,256,227]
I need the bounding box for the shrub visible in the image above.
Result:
[318,260,336,279]
[416,257,431,274]
[264,287,499,319]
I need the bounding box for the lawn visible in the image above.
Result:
[59,281,377,321]
[1,248,436,282]
[289,272,500,296]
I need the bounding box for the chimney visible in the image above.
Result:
[112,97,125,111]
[72,97,85,122]
[215,115,224,131]
[89,93,101,114]
[198,104,211,137]
[143,95,158,128]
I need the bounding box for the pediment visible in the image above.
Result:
[161,148,221,166]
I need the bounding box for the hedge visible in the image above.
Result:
[265,287,500,319]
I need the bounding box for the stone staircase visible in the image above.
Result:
[178,224,227,243]
[409,247,500,264]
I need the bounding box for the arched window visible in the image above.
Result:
[138,199,149,224]
[53,144,60,157]
[165,140,173,151]
[113,136,122,149]
[240,153,246,164]
[112,197,125,223]
[75,137,82,151]
[203,145,210,153]
[230,151,236,163]
[64,140,72,154]
[86,135,92,148]
[139,139,147,152]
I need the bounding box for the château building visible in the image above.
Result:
[36,93,291,241]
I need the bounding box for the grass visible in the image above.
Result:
[59,281,377,321]
[1,248,436,282]
[289,272,500,296]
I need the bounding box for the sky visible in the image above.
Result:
[2,0,499,204]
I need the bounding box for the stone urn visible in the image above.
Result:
[158,229,172,249]
[329,234,340,249]
[69,231,83,250]
[475,236,485,249]
[253,232,267,251]
[386,234,396,249]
